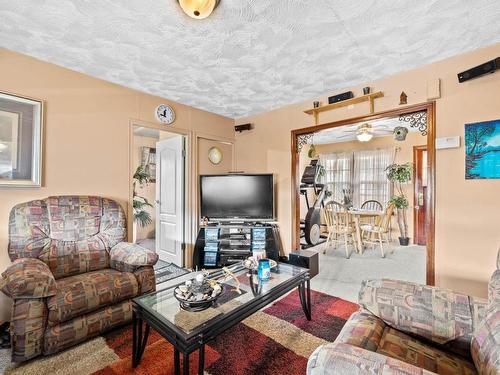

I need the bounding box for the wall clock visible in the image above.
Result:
[155,104,175,124]
[208,146,223,165]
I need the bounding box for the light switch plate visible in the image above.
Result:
[436,136,460,149]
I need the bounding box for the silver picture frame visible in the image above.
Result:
[0,91,43,187]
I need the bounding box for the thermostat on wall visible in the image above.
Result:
[436,136,460,150]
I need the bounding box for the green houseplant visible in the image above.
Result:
[133,166,153,228]
[386,162,413,246]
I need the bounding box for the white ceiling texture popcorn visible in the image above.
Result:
[1,1,499,118]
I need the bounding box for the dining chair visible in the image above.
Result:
[360,203,395,258]
[322,201,356,259]
[360,200,383,211]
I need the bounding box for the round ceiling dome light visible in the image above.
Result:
[177,0,221,19]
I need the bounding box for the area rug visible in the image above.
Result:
[5,290,358,375]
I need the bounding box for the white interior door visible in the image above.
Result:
[155,135,184,265]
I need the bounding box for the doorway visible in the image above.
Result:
[131,125,187,267]
[291,102,436,287]
[413,145,428,246]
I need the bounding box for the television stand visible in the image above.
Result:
[192,222,283,269]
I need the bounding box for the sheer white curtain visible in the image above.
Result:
[352,148,395,208]
[319,152,353,203]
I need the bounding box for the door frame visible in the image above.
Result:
[290,102,436,285]
[413,145,428,246]
[128,119,192,266]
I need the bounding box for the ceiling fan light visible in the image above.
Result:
[177,0,219,19]
[357,132,373,142]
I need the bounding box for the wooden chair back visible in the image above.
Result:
[323,201,351,230]
[361,200,383,211]
[378,203,395,232]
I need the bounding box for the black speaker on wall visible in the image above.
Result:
[457,57,500,83]
[328,91,354,104]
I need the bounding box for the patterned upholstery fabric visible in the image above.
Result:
[359,279,475,349]
[471,306,500,374]
[489,270,500,305]
[334,310,386,352]
[2,196,157,362]
[10,299,47,362]
[308,342,437,375]
[8,196,127,279]
[8,199,50,260]
[46,269,138,325]
[43,300,133,355]
[134,266,157,295]
[1,258,56,299]
[38,237,110,279]
[377,327,477,375]
[110,242,159,273]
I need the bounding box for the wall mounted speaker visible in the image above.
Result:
[457,57,500,83]
[235,123,252,132]
[328,91,354,104]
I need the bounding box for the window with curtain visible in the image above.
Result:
[352,148,394,207]
[319,152,353,203]
[319,148,395,207]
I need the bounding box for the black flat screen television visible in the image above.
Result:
[200,174,274,220]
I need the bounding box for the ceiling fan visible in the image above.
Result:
[337,123,392,142]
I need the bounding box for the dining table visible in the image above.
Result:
[347,209,385,253]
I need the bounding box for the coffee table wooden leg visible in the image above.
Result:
[183,352,189,375]
[174,348,180,375]
[198,345,205,375]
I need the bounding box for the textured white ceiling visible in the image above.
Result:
[1,1,500,118]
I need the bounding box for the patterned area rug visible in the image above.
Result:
[5,290,358,375]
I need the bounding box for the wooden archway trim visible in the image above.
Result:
[291,102,436,285]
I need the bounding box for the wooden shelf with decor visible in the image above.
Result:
[304,91,384,125]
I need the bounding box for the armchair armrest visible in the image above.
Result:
[110,242,158,273]
[359,279,475,347]
[307,342,437,375]
[1,258,56,299]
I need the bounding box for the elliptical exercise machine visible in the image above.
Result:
[300,159,327,247]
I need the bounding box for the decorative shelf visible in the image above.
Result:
[304,92,384,125]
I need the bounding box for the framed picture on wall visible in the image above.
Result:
[0,92,43,187]
[465,119,500,179]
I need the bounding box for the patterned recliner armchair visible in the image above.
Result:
[308,252,500,374]
[0,196,158,362]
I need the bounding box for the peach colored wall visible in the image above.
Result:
[0,48,234,323]
[235,43,500,298]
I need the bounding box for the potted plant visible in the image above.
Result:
[133,166,153,238]
[386,162,413,246]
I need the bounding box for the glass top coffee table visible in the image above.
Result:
[132,262,311,375]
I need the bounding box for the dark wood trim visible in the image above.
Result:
[291,102,436,285]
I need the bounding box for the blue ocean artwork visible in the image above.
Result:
[465,119,500,179]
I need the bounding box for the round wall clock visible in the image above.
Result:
[208,146,223,165]
[155,104,175,124]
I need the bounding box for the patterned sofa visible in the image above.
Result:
[0,196,159,362]
[308,253,500,374]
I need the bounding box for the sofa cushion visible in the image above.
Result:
[39,237,110,279]
[377,327,477,375]
[471,305,500,375]
[47,269,138,324]
[334,310,386,352]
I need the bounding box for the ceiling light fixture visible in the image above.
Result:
[177,0,220,19]
[356,124,374,142]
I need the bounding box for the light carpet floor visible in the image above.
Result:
[311,242,426,303]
